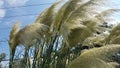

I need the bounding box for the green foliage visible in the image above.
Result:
[0,53,6,62]
[0,53,6,68]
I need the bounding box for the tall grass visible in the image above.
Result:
[9,0,120,68]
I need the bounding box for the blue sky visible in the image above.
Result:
[0,0,56,59]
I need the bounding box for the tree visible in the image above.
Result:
[0,53,6,68]
[0,53,6,62]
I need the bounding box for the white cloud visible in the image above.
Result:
[0,0,6,18]
[7,0,29,6]
[0,9,6,17]
[0,0,4,7]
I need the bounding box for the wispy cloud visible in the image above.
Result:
[0,9,6,17]
[0,0,4,7]
[0,0,6,18]
[7,0,29,6]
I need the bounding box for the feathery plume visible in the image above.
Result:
[35,0,61,26]
[68,26,93,47]
[68,44,120,68]
[55,0,90,47]
[16,23,49,47]
[61,0,120,48]
[9,22,20,68]
[82,35,105,48]
[105,24,120,44]
[95,9,120,25]
[9,22,49,68]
